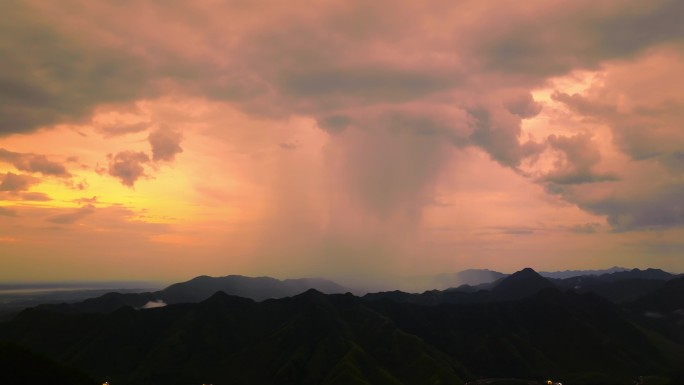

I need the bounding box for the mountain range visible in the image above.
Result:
[33,275,349,314]
[1,267,684,384]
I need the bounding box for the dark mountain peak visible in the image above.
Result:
[492,268,555,301]
[207,290,230,300]
[518,267,538,275]
[158,274,348,303]
[296,288,325,297]
[201,290,255,308]
[501,267,545,282]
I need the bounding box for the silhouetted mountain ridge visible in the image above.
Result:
[3,285,684,384]
[36,274,349,314]
[364,268,556,305]
[550,268,680,303]
[539,266,629,279]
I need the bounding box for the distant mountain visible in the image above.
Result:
[368,266,680,306]
[365,268,555,305]
[395,269,507,292]
[350,267,676,306]
[596,268,678,282]
[37,275,349,314]
[159,275,348,303]
[439,269,507,286]
[539,266,629,279]
[2,288,683,384]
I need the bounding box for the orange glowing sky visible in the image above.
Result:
[2,0,684,283]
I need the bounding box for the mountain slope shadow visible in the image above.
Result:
[0,290,469,385]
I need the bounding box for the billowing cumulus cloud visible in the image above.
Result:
[107,151,150,187]
[542,133,618,185]
[148,126,183,162]
[541,47,684,232]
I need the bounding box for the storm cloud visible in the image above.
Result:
[2,0,684,281]
[0,0,151,136]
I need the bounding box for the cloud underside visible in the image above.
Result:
[1,0,683,232]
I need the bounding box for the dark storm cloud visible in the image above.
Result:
[482,0,684,76]
[4,0,684,239]
[580,183,684,232]
[107,151,150,187]
[0,0,150,136]
[594,0,684,57]
[279,68,453,102]
[547,180,684,232]
[148,127,183,162]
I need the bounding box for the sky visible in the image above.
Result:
[1,0,684,284]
